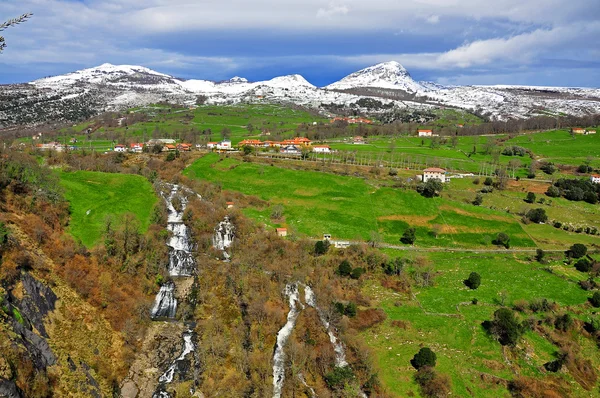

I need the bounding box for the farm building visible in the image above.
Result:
[423,167,448,183]
[418,129,433,137]
[114,144,127,152]
[353,136,365,144]
[207,142,218,149]
[572,128,585,134]
[130,143,144,153]
[239,139,263,147]
[591,175,600,184]
[276,228,287,237]
[217,140,232,150]
[313,145,331,153]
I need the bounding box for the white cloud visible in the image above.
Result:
[426,15,440,24]
[317,3,350,19]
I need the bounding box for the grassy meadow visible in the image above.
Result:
[59,170,157,247]
[185,153,538,248]
[362,251,599,397]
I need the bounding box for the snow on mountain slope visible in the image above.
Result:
[3,61,599,128]
[325,61,424,92]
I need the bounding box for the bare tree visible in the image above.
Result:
[0,13,32,53]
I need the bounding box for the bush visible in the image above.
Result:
[325,366,354,389]
[525,192,536,203]
[493,232,510,248]
[350,267,366,280]
[554,314,573,332]
[401,227,416,245]
[485,308,524,346]
[540,163,556,174]
[414,367,451,398]
[525,208,548,223]
[484,177,493,186]
[165,151,176,161]
[383,257,404,276]
[314,240,330,256]
[338,260,352,277]
[411,347,437,370]
[472,193,483,206]
[575,258,592,272]
[578,164,593,173]
[535,248,545,263]
[546,185,561,198]
[388,168,398,176]
[568,243,587,258]
[465,272,481,289]
[590,292,600,308]
[420,178,444,198]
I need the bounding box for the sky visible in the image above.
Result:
[0,0,599,87]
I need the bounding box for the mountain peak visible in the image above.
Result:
[325,61,420,92]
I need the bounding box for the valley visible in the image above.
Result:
[1,92,600,398]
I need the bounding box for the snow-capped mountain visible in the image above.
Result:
[1,62,599,128]
[325,61,423,92]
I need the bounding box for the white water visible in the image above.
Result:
[150,282,178,319]
[272,283,304,398]
[163,184,196,277]
[298,373,317,398]
[213,216,235,251]
[158,330,195,384]
[304,286,347,367]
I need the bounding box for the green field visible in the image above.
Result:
[185,153,537,248]
[363,251,598,397]
[59,170,158,247]
[325,129,600,174]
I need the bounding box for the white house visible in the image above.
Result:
[276,228,287,237]
[591,175,600,184]
[217,140,232,150]
[130,143,144,153]
[207,142,218,149]
[423,167,448,183]
[586,130,596,135]
[114,144,127,152]
[281,145,300,154]
[313,145,331,153]
[418,129,433,137]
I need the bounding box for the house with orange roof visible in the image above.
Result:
[114,144,127,152]
[239,139,263,147]
[177,143,191,151]
[423,167,448,183]
[207,142,218,149]
[130,143,144,153]
[276,228,287,237]
[163,144,177,152]
[418,129,434,137]
[572,128,585,134]
[591,175,600,184]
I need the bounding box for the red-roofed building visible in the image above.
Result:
[276,228,287,237]
[418,129,433,137]
[591,175,600,184]
[114,144,127,152]
[130,143,144,152]
[207,142,218,149]
[423,167,448,183]
[239,139,263,147]
[177,143,191,151]
[572,128,585,134]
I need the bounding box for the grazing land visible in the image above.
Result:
[186,153,540,248]
[363,251,598,397]
[59,170,157,246]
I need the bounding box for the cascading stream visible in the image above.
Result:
[304,286,347,367]
[212,216,235,252]
[150,282,178,319]
[272,283,303,398]
[273,283,367,397]
[158,330,195,384]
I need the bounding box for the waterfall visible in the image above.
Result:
[304,286,347,367]
[150,282,177,319]
[213,216,235,251]
[158,330,195,383]
[272,283,303,398]
[163,185,197,277]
